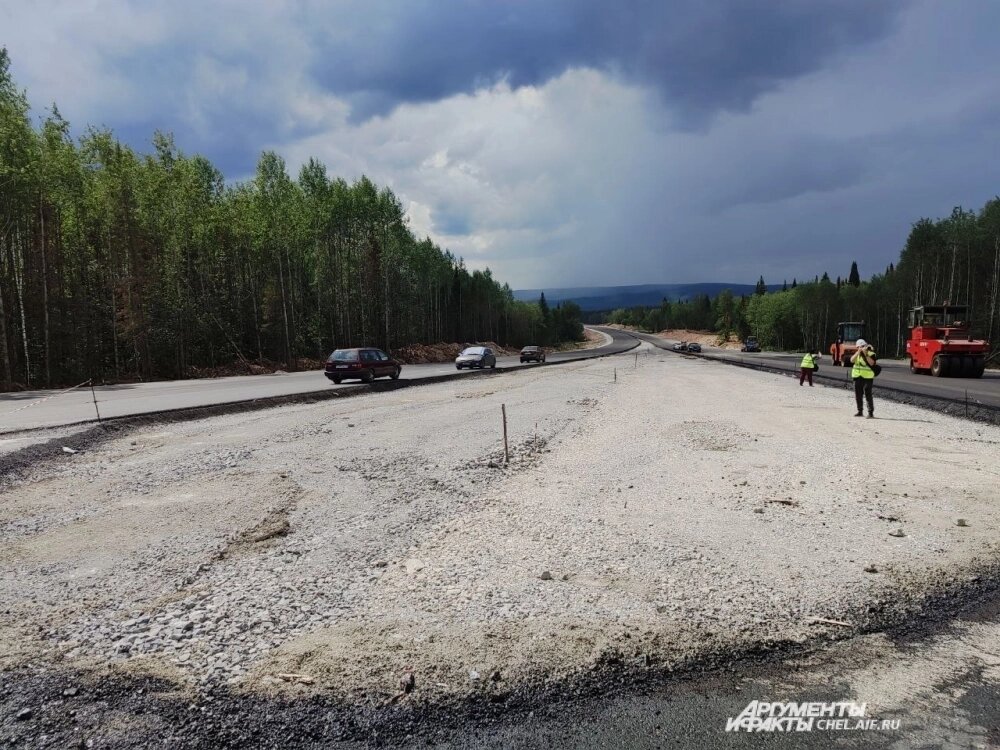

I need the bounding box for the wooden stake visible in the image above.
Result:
[501,403,509,464]
[89,379,102,424]
[808,616,853,628]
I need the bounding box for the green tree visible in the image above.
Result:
[848,261,861,287]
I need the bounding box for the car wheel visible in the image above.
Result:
[362,368,375,383]
[930,355,944,377]
[456,365,462,370]
[391,367,401,380]
[490,360,496,369]
[332,377,342,384]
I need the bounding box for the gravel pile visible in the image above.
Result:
[2,347,999,706]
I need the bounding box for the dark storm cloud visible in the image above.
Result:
[711,136,872,210]
[432,207,472,236]
[311,0,904,123]
[8,0,998,288]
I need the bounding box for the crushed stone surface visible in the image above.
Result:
[2,345,999,704]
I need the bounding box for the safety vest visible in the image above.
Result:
[852,349,876,379]
[799,353,816,369]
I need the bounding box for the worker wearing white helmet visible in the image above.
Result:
[850,338,878,418]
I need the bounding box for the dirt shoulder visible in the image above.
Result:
[656,328,743,349]
[2,349,999,717]
[550,327,607,352]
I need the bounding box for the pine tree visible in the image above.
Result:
[754,276,767,295]
[848,261,861,287]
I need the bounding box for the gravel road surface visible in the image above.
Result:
[2,345,999,747]
[0,328,635,434]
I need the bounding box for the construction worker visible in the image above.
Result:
[799,350,818,386]
[851,339,877,418]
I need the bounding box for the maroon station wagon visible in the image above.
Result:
[325,348,402,384]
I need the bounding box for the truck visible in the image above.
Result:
[829,321,866,367]
[905,304,988,377]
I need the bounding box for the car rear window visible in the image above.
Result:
[330,350,359,361]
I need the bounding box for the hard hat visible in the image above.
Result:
[856,338,867,348]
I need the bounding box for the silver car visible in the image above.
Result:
[455,346,497,370]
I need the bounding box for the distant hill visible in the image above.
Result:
[513,283,764,311]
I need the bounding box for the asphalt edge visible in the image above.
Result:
[0,328,636,442]
[633,333,1000,426]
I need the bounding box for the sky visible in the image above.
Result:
[3,0,999,289]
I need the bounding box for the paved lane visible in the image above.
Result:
[0,327,637,433]
[632,331,1000,409]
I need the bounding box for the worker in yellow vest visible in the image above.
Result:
[799,350,818,386]
[851,339,877,418]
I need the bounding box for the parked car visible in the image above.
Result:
[455,346,497,370]
[672,341,688,352]
[686,342,702,353]
[520,346,546,363]
[741,337,760,353]
[325,348,402,384]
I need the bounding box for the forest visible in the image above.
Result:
[0,50,582,390]
[606,200,1000,361]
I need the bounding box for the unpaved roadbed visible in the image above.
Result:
[2,346,999,723]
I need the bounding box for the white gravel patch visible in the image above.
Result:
[1,346,998,701]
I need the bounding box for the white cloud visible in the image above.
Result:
[276,69,661,286]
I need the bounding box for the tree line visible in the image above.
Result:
[604,199,1000,359]
[0,50,580,390]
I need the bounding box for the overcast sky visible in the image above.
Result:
[4,1,999,289]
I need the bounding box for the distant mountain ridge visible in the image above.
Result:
[513,283,764,311]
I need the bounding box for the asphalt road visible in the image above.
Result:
[0,327,638,433]
[432,599,1000,749]
[632,332,1000,409]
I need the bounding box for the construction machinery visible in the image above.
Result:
[905,304,988,377]
[829,321,866,366]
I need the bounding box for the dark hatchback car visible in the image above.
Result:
[325,348,402,384]
[520,346,546,363]
[455,346,497,370]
